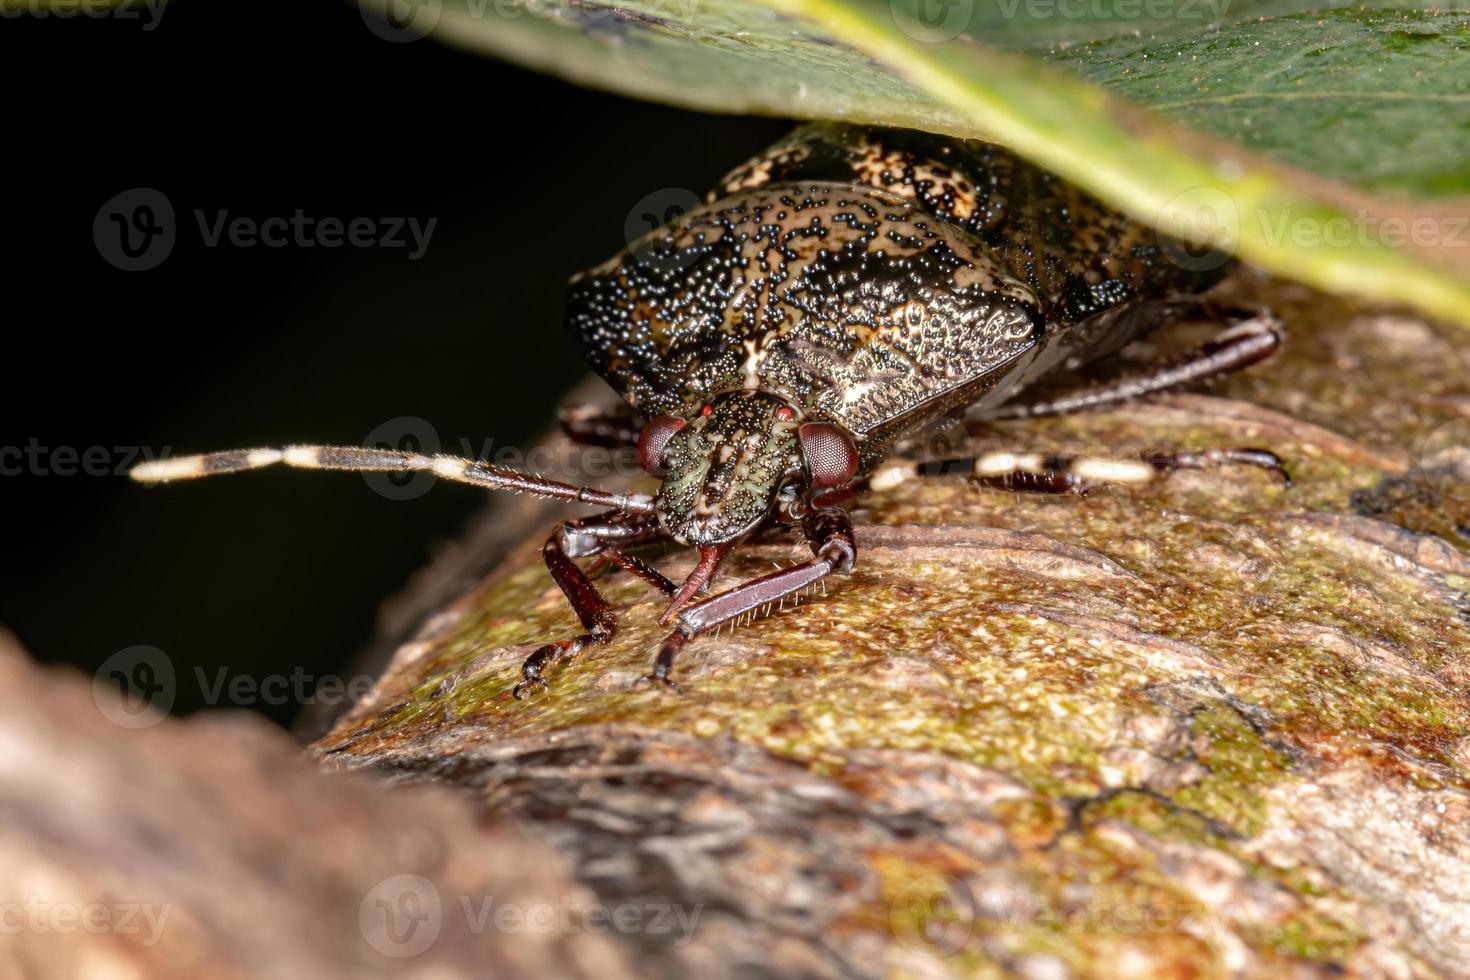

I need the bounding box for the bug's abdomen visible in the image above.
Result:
[714,124,1228,325]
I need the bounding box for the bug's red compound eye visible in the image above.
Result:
[798,422,858,488]
[637,416,687,477]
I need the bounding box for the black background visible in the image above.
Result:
[1,0,788,726]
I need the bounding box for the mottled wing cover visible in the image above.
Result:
[567,183,1042,442]
[716,124,1227,324]
[566,125,1224,443]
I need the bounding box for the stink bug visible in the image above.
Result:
[131,124,1288,697]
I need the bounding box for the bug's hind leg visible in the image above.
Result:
[645,507,857,693]
[870,447,1291,496]
[514,510,675,699]
[986,308,1284,421]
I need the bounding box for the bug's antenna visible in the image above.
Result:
[129,445,657,513]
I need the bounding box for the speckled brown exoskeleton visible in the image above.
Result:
[131,123,1289,696]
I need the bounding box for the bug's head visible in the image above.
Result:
[637,390,858,548]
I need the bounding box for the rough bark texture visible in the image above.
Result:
[7,278,1470,978]
[0,633,636,979]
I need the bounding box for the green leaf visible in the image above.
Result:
[365,0,1470,328]
[1048,8,1470,198]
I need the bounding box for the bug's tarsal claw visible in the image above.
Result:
[817,537,857,575]
[637,673,683,695]
[640,630,689,693]
[1220,448,1290,484]
[1251,451,1293,488]
[515,638,575,699]
[1205,448,1293,486]
[1137,447,1294,488]
[512,677,546,701]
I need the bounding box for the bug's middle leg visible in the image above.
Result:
[514,510,675,699]
[645,506,857,692]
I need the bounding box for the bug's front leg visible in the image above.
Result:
[514,510,675,699]
[645,506,857,692]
